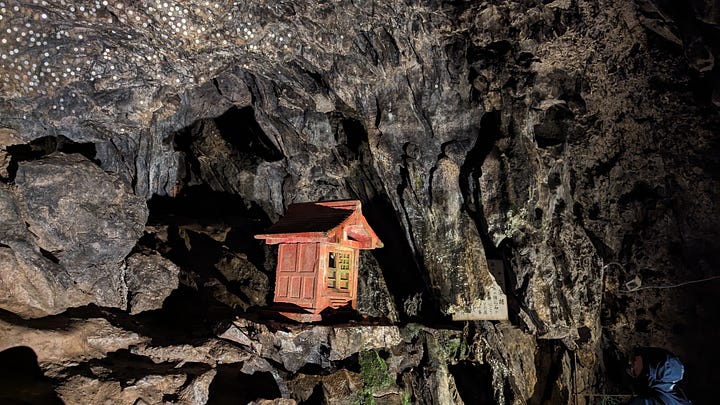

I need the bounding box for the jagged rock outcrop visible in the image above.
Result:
[125,251,180,315]
[0,311,503,405]
[0,152,182,318]
[218,318,403,373]
[55,374,189,405]
[0,313,275,404]
[0,317,146,364]
[0,154,138,317]
[0,0,718,403]
[14,152,147,310]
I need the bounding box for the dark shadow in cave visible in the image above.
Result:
[172,105,283,191]
[64,348,210,382]
[137,187,276,344]
[0,305,89,332]
[467,41,513,106]
[601,343,633,392]
[207,366,281,404]
[0,346,63,404]
[3,135,98,182]
[301,385,325,405]
[135,285,239,345]
[213,106,283,162]
[362,195,441,321]
[0,297,238,349]
[140,102,288,319]
[640,0,718,106]
[146,185,271,268]
[459,110,502,260]
[457,111,533,327]
[131,105,288,339]
[528,340,569,405]
[333,114,441,322]
[448,361,495,405]
[162,103,281,270]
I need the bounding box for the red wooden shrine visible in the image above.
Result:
[255,200,383,322]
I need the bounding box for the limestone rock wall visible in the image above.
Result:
[1,0,719,403]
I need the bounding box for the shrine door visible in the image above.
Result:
[274,243,318,307]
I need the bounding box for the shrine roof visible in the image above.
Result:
[260,202,354,234]
[255,200,383,249]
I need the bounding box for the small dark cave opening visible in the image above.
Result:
[207,366,281,404]
[172,104,283,194]
[533,103,573,149]
[333,115,365,159]
[212,106,284,162]
[3,135,98,182]
[301,385,325,405]
[448,361,495,405]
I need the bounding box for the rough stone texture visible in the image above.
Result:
[0,183,91,318]
[0,313,464,405]
[0,0,719,403]
[14,153,148,311]
[330,325,404,361]
[218,319,403,373]
[55,373,187,405]
[249,400,297,405]
[0,128,23,179]
[177,369,217,405]
[214,250,270,310]
[475,323,540,403]
[0,0,502,320]
[422,334,464,405]
[0,243,78,319]
[356,251,399,322]
[217,319,485,404]
[125,251,180,314]
[130,339,253,366]
[0,317,146,364]
[288,370,363,405]
[0,154,175,318]
[0,315,287,404]
[0,312,588,405]
[145,222,272,312]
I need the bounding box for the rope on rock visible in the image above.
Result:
[600,261,720,293]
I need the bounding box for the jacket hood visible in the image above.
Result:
[646,352,684,393]
[633,347,692,404]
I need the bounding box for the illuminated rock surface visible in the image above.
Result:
[0,0,719,403]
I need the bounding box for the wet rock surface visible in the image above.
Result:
[0,0,719,403]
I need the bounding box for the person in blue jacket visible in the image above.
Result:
[626,347,692,404]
